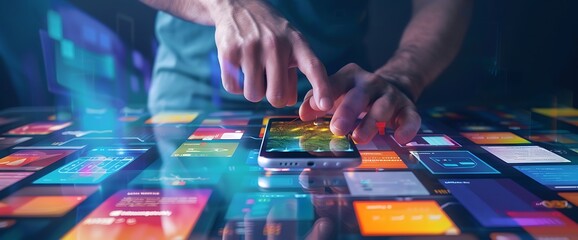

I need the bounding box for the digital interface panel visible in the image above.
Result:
[201,118,249,126]
[1,107,578,239]
[461,132,530,144]
[62,189,211,240]
[188,128,244,140]
[514,165,578,190]
[394,134,460,147]
[0,137,32,150]
[225,192,313,221]
[354,200,460,236]
[6,122,72,135]
[265,120,353,152]
[144,112,199,124]
[172,142,239,157]
[344,172,429,196]
[482,146,571,164]
[411,151,499,174]
[0,172,34,191]
[0,186,98,217]
[0,149,76,171]
[356,151,407,169]
[440,179,563,227]
[34,148,147,184]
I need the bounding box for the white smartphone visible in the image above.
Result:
[258,117,361,169]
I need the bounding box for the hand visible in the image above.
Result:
[210,0,333,110]
[299,63,421,144]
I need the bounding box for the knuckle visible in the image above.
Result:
[218,44,238,59]
[372,103,391,120]
[344,63,361,72]
[262,35,280,49]
[242,37,260,51]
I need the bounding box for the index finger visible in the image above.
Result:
[291,35,333,111]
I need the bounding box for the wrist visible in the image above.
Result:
[201,0,264,25]
[375,49,430,102]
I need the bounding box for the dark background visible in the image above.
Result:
[1,0,577,110]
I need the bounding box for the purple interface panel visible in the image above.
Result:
[441,179,564,228]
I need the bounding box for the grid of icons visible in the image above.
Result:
[0,106,577,239]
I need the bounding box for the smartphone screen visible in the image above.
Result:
[265,119,353,153]
[259,118,361,168]
[62,189,212,240]
[34,148,147,184]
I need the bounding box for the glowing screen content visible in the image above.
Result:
[34,148,147,184]
[62,189,212,240]
[265,120,353,153]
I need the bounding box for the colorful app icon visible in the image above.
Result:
[201,118,249,126]
[356,151,407,169]
[354,200,460,236]
[188,128,244,140]
[172,142,239,157]
[482,146,570,164]
[345,172,429,196]
[411,151,499,174]
[393,134,460,147]
[461,132,529,144]
[145,112,199,124]
[6,122,72,135]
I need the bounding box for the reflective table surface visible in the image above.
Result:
[0,106,577,239]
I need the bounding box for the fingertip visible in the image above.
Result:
[330,118,350,136]
[310,97,321,111]
[393,122,419,145]
[352,127,375,145]
[267,95,288,108]
[319,97,333,111]
[393,106,421,144]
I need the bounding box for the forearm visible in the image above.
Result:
[376,0,473,100]
[139,0,258,26]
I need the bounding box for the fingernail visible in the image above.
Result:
[320,97,332,111]
[332,118,349,135]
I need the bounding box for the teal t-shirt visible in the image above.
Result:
[148,0,368,113]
